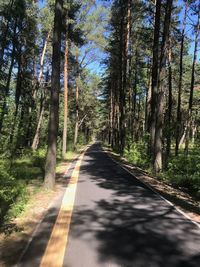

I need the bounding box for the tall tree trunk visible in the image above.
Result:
[32,55,50,150]
[150,0,161,163]
[0,44,15,132]
[128,31,133,136]
[9,46,22,144]
[74,55,79,151]
[175,0,188,155]
[31,89,46,150]
[62,13,69,158]
[154,0,172,172]
[165,28,172,167]
[145,58,152,133]
[119,0,128,154]
[109,87,113,145]
[26,30,52,147]
[122,0,130,147]
[146,0,156,141]
[0,0,14,72]
[185,3,200,154]
[0,17,17,133]
[44,0,63,189]
[74,80,79,151]
[133,39,138,118]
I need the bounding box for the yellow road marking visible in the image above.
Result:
[40,148,87,267]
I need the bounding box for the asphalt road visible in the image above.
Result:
[18,142,200,267]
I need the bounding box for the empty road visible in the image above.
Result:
[18,142,200,267]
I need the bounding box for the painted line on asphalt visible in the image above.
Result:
[40,148,87,267]
[103,146,200,229]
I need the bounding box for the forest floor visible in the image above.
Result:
[0,145,200,266]
[0,153,78,267]
[104,147,200,225]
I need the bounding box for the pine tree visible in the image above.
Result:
[44,0,63,189]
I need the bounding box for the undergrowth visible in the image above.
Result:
[0,142,80,231]
[0,148,46,228]
[107,137,200,199]
[163,147,200,197]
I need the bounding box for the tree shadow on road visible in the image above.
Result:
[69,144,200,267]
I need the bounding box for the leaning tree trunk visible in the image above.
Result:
[32,55,50,150]
[44,0,63,189]
[34,27,52,99]
[62,13,69,158]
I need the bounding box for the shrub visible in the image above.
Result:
[0,168,28,224]
[124,140,149,169]
[32,149,46,174]
[164,152,200,195]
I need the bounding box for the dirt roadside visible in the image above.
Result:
[104,147,200,225]
[0,155,77,267]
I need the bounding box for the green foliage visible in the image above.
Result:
[32,149,46,174]
[78,132,88,146]
[0,166,28,224]
[163,149,200,196]
[0,149,46,226]
[124,136,149,169]
[5,187,29,221]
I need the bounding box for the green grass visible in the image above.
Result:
[0,141,88,231]
[0,149,45,227]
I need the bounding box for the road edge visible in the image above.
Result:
[15,145,89,267]
[102,145,200,230]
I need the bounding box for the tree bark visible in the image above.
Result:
[146,0,156,138]
[109,87,113,145]
[0,0,14,72]
[133,37,138,120]
[185,3,200,154]
[9,45,22,144]
[32,55,50,150]
[74,82,79,151]
[0,43,15,133]
[154,0,172,172]
[44,0,63,189]
[34,27,52,99]
[128,30,133,136]
[74,55,79,151]
[175,0,188,155]
[165,28,172,167]
[150,0,161,164]
[62,12,69,158]
[119,0,129,154]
